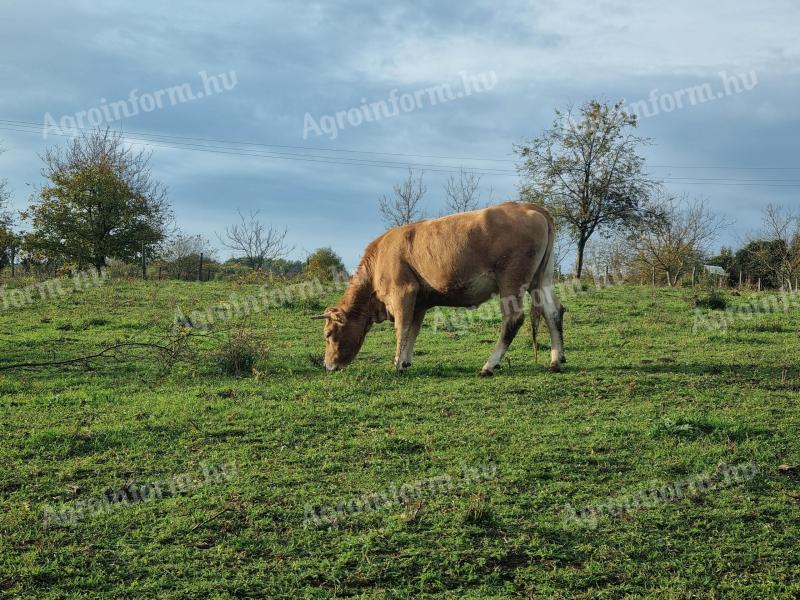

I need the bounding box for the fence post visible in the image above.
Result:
[757,278,761,292]
[141,241,147,280]
[691,266,696,288]
[198,253,204,282]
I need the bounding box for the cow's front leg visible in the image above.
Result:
[480,292,524,377]
[393,292,420,372]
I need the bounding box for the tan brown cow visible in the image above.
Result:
[314,202,565,375]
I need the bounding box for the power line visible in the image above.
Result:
[3,117,800,171]
[0,117,515,163]
[2,118,800,186]
[0,124,516,176]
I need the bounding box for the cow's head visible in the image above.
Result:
[314,306,371,371]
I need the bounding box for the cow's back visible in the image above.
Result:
[371,202,551,303]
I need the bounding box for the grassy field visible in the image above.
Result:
[1,277,799,598]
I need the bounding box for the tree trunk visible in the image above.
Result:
[575,236,587,279]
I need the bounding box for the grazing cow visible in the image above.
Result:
[314,202,565,375]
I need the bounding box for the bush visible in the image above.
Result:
[304,247,346,282]
[214,329,269,376]
[694,289,727,310]
[213,262,253,281]
[106,259,141,279]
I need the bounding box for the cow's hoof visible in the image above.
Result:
[549,362,562,373]
[479,368,494,377]
[560,355,567,364]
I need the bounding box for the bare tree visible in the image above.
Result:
[218,209,292,270]
[553,226,574,278]
[515,99,660,277]
[631,194,727,287]
[444,169,481,213]
[379,168,426,228]
[747,204,800,290]
[585,233,635,282]
[160,233,215,264]
[0,145,11,228]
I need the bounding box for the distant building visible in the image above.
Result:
[704,265,727,277]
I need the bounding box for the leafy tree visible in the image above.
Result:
[23,129,171,271]
[304,247,346,281]
[707,246,737,286]
[744,205,800,290]
[515,99,659,277]
[735,240,789,289]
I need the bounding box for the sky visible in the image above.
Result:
[0,0,798,270]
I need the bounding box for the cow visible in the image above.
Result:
[313,202,565,375]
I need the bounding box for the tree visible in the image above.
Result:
[0,144,14,271]
[379,168,426,228]
[707,246,737,286]
[630,195,726,287]
[444,169,481,213]
[219,208,292,270]
[158,234,216,280]
[585,233,636,282]
[0,145,10,222]
[304,247,346,281]
[736,239,794,290]
[744,204,800,290]
[515,99,659,277]
[23,129,171,271]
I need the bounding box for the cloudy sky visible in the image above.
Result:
[1,0,798,268]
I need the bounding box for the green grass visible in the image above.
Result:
[1,280,799,598]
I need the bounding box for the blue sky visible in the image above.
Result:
[1,0,798,269]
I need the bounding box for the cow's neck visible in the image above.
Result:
[339,267,382,322]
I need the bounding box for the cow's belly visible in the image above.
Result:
[422,272,498,308]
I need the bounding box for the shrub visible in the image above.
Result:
[304,247,347,282]
[694,289,727,310]
[105,260,141,279]
[214,329,269,376]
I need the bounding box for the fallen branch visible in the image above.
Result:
[189,507,232,532]
[0,334,195,372]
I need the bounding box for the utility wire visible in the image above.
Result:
[2,118,800,186]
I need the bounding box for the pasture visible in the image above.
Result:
[1,278,799,598]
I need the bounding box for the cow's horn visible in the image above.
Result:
[310,313,330,320]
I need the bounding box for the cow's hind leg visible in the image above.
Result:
[480,289,525,377]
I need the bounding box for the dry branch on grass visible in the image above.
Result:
[0,332,197,372]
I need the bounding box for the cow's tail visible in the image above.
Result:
[529,212,556,363]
